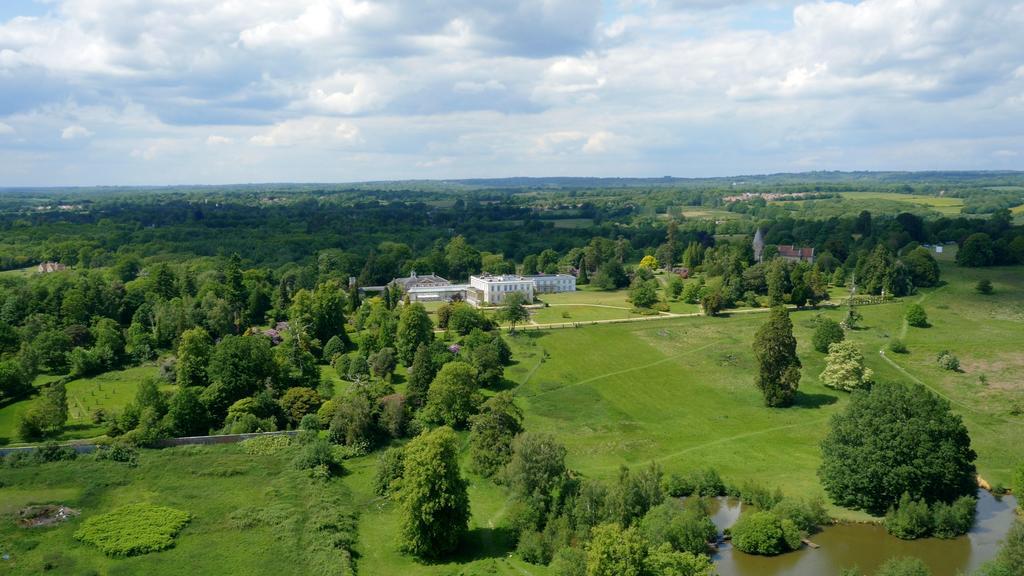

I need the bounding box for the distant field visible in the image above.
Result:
[839,191,964,215]
[0,266,38,278]
[546,218,593,229]
[677,208,742,220]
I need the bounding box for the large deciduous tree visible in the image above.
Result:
[498,292,530,333]
[753,307,801,407]
[399,426,470,558]
[176,327,213,388]
[468,392,523,477]
[422,361,480,428]
[819,381,977,515]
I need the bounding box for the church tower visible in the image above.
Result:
[753,228,765,263]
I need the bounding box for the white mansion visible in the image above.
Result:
[383,270,576,306]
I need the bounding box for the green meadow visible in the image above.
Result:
[1,262,1021,574]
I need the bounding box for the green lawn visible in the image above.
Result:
[529,304,646,324]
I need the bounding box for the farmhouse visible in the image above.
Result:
[777,245,815,264]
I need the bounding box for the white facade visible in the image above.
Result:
[469,275,536,305]
[468,273,576,305]
[528,274,576,294]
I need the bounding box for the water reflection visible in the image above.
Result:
[704,491,1016,576]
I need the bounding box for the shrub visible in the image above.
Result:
[34,441,78,463]
[889,338,908,354]
[905,304,929,328]
[771,497,829,534]
[373,446,405,497]
[931,496,976,538]
[739,481,784,510]
[936,351,960,372]
[975,279,994,295]
[93,443,139,467]
[239,434,292,456]
[550,546,587,576]
[730,511,795,556]
[292,438,342,478]
[812,317,845,353]
[885,493,933,539]
[74,503,191,557]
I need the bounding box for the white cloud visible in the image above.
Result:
[61,124,93,139]
[0,0,1022,184]
[206,135,233,145]
[250,117,361,147]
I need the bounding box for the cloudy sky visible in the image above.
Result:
[0,0,1022,186]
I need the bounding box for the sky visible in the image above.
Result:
[0,0,1022,186]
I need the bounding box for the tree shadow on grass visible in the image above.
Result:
[451,526,516,563]
[793,391,839,409]
[489,377,519,393]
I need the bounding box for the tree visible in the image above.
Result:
[699,289,723,317]
[203,335,278,418]
[586,523,647,576]
[767,259,787,306]
[665,276,684,301]
[730,511,800,556]
[19,381,68,439]
[505,432,567,522]
[176,327,212,388]
[468,392,523,477]
[399,426,470,558]
[640,501,717,557]
[643,544,714,576]
[812,317,845,353]
[447,302,489,336]
[405,343,435,408]
[274,333,320,391]
[279,387,322,424]
[166,386,209,437]
[629,278,660,309]
[422,361,480,428]
[639,255,659,270]
[469,342,503,388]
[322,335,347,362]
[0,359,31,402]
[975,279,994,295]
[753,307,801,407]
[819,381,977,515]
[593,260,628,290]
[957,233,994,267]
[820,341,873,392]
[396,303,433,365]
[329,384,378,446]
[498,292,530,333]
[369,347,397,380]
[445,235,481,280]
[901,248,940,288]
[905,304,929,328]
[289,280,350,348]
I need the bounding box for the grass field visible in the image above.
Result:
[0,365,162,445]
[839,191,965,215]
[0,445,367,575]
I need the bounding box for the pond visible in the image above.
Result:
[707,491,1017,576]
